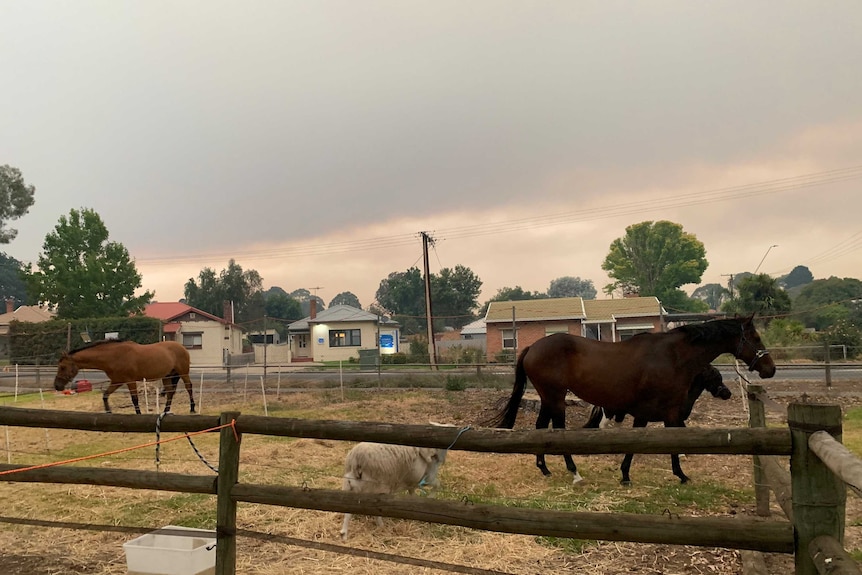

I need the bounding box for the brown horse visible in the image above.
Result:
[583,364,732,484]
[485,316,775,483]
[53,340,196,414]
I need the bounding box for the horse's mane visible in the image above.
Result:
[70,339,127,354]
[669,317,746,343]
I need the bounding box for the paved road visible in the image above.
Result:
[2,363,860,393]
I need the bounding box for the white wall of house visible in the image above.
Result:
[253,343,291,364]
[177,320,244,367]
[309,320,381,363]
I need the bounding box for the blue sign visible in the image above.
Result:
[379,334,394,348]
[317,337,324,345]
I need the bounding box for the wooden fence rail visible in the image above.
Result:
[0,400,853,575]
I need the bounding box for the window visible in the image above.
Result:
[329,329,361,347]
[182,332,203,349]
[502,329,517,349]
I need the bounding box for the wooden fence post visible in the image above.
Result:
[216,411,242,575]
[789,402,845,575]
[747,384,771,517]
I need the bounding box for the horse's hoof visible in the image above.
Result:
[620,479,632,486]
[571,472,584,484]
[679,477,690,484]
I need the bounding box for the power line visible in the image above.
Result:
[129,166,862,267]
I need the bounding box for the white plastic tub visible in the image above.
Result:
[123,525,216,575]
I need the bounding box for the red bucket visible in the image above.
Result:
[75,379,92,393]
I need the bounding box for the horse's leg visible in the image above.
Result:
[182,375,196,413]
[535,404,553,476]
[162,375,177,414]
[127,382,141,415]
[550,407,582,484]
[620,417,649,485]
[667,421,690,484]
[102,382,123,414]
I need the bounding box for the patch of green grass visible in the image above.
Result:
[537,536,596,553]
[842,406,862,456]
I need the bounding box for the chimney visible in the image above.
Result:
[5,299,14,314]
[309,298,317,319]
[223,300,234,324]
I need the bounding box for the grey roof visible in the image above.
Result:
[287,305,398,332]
[460,318,486,335]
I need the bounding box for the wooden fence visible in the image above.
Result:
[0,395,858,574]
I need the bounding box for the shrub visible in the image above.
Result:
[445,375,467,391]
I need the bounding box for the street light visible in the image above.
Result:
[754,244,779,274]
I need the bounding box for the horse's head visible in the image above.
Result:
[53,352,80,391]
[735,315,776,378]
[699,366,732,400]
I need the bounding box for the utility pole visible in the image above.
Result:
[721,273,735,300]
[420,231,438,370]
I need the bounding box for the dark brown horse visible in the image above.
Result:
[485,316,775,483]
[583,364,731,484]
[53,340,196,414]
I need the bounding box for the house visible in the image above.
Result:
[484,296,666,362]
[0,300,56,359]
[287,303,400,363]
[143,301,245,366]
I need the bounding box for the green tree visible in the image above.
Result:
[264,290,302,320]
[818,319,861,360]
[691,283,730,311]
[547,276,597,299]
[477,285,547,317]
[288,288,326,317]
[329,291,361,309]
[431,265,483,329]
[661,289,709,313]
[602,220,708,301]
[0,252,28,306]
[185,259,264,323]
[375,265,483,333]
[24,208,152,318]
[779,265,814,290]
[793,276,862,331]
[721,273,791,320]
[375,268,425,319]
[0,165,36,244]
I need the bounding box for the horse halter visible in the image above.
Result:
[736,325,770,372]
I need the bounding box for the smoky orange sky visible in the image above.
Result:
[3,2,860,310]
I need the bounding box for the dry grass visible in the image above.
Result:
[0,379,859,574]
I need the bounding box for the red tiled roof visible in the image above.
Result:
[143,302,225,323]
[162,322,181,333]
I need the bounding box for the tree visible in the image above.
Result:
[24,208,152,318]
[602,221,708,302]
[329,291,361,309]
[691,283,730,311]
[661,289,709,313]
[477,286,547,317]
[264,290,302,320]
[375,268,425,319]
[431,265,483,329]
[547,276,597,299]
[288,288,326,317]
[184,259,264,323]
[0,165,36,244]
[0,253,28,306]
[375,265,483,333]
[721,273,791,320]
[779,265,814,290]
[793,277,862,331]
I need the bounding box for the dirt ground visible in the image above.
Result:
[0,376,860,574]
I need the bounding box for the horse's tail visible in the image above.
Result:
[583,404,604,429]
[482,346,531,429]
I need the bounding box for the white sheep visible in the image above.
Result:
[339,442,448,540]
